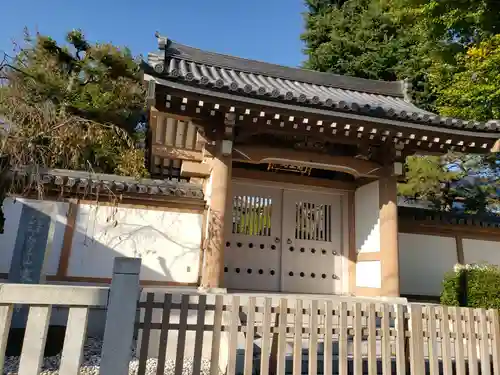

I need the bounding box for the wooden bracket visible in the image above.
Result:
[491,139,500,153]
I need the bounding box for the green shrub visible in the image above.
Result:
[440,263,500,309]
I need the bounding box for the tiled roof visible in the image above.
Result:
[399,206,500,229]
[10,168,205,201]
[146,37,500,134]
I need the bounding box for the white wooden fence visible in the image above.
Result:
[3,257,500,375]
[0,257,141,375]
[135,293,500,375]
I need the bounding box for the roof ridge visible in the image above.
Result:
[157,37,405,98]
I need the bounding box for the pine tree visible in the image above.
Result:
[0,29,149,232]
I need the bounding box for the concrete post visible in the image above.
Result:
[100,258,141,375]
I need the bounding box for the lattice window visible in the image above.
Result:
[295,202,332,241]
[232,195,273,236]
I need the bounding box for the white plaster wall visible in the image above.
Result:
[463,239,500,265]
[399,233,457,296]
[355,181,380,253]
[67,204,202,282]
[356,261,381,288]
[0,198,68,276]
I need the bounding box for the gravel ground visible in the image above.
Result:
[3,338,214,375]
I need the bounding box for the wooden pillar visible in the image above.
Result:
[379,171,400,297]
[201,140,232,289]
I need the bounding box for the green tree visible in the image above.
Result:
[0,29,149,175]
[301,0,433,106]
[397,155,462,211]
[429,35,500,210]
[0,29,149,232]
[302,0,499,213]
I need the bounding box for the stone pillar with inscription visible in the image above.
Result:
[8,201,54,328]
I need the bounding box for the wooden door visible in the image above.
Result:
[280,190,343,294]
[223,182,283,291]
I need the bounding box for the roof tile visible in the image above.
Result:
[147,39,500,134]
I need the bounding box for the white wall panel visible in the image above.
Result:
[399,233,457,296]
[68,204,202,282]
[355,181,380,253]
[463,239,500,265]
[356,261,381,288]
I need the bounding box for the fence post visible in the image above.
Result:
[100,257,141,375]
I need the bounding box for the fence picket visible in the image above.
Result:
[209,295,223,375]
[138,293,155,375]
[59,307,89,375]
[478,308,491,375]
[467,308,479,375]
[0,304,13,375]
[192,295,207,375]
[127,291,500,375]
[489,309,500,375]
[353,303,362,375]
[293,299,303,375]
[18,306,51,375]
[259,298,272,375]
[276,298,287,375]
[427,305,439,375]
[324,301,334,375]
[381,304,391,375]
[243,297,256,375]
[440,306,453,375]
[156,293,172,375]
[367,303,377,375]
[174,294,189,375]
[226,296,240,375]
[409,305,424,375]
[308,299,318,375]
[394,304,406,375]
[454,307,466,375]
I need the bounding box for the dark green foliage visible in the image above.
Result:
[0,29,149,232]
[301,0,433,107]
[0,29,148,177]
[397,155,461,211]
[302,0,500,213]
[441,264,500,309]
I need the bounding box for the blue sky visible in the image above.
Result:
[1,0,307,67]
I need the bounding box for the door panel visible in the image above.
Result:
[223,183,282,291]
[281,190,343,294]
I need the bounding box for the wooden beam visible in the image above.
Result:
[153,77,498,146]
[455,235,465,265]
[46,275,198,287]
[347,192,357,295]
[233,145,382,178]
[232,168,356,191]
[399,220,500,241]
[151,144,203,161]
[56,201,78,277]
[492,139,500,153]
[155,85,496,154]
[180,161,211,178]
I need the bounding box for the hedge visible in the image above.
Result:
[441,263,500,309]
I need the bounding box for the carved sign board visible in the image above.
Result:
[8,202,53,328]
[267,163,312,176]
